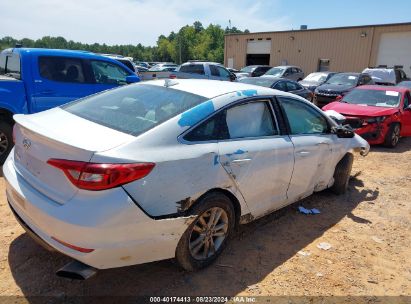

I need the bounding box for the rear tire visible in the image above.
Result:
[331,153,354,195]
[175,192,235,271]
[0,121,13,165]
[383,123,400,148]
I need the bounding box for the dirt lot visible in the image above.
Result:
[0,138,410,300]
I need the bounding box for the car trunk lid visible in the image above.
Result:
[13,108,135,204]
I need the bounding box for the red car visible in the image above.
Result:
[323,85,411,147]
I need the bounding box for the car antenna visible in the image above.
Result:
[164,79,178,88]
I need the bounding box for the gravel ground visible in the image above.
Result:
[0,138,410,300]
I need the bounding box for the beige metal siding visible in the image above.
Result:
[225,23,411,75]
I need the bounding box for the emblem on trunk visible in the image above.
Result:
[22,138,31,150]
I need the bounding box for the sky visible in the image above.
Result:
[1,0,410,46]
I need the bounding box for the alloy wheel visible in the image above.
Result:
[392,125,400,146]
[189,207,229,260]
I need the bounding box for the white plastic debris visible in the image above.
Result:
[297,250,311,257]
[371,236,383,244]
[317,242,332,251]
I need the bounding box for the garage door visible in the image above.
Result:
[247,40,271,54]
[376,31,411,77]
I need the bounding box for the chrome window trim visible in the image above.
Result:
[177,95,283,145]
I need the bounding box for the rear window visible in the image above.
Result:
[179,64,205,75]
[0,52,21,79]
[63,84,207,135]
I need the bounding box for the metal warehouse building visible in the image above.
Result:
[224,22,411,76]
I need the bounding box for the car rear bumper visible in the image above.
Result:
[4,152,194,269]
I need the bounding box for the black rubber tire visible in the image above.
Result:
[175,192,235,271]
[383,123,400,148]
[0,121,13,165]
[331,153,354,195]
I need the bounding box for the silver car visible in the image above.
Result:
[263,65,305,81]
[4,79,369,278]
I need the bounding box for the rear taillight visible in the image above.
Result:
[169,74,177,79]
[47,159,155,191]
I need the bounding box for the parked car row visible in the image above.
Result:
[1,46,409,280]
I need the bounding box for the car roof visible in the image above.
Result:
[356,85,409,93]
[274,65,299,69]
[145,79,276,99]
[337,72,360,76]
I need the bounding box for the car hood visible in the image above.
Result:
[323,102,399,117]
[317,83,354,92]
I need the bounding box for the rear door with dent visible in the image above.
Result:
[215,99,294,218]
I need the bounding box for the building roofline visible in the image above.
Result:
[225,22,411,37]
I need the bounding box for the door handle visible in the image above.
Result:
[297,151,310,157]
[316,142,329,146]
[230,158,252,164]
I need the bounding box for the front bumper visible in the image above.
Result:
[346,120,388,145]
[313,94,340,107]
[4,152,194,269]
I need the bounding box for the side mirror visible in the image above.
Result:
[126,75,140,84]
[332,126,355,138]
[229,73,237,82]
[335,95,343,101]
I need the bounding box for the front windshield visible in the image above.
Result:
[326,74,358,85]
[240,66,255,73]
[265,67,284,77]
[342,89,401,108]
[304,73,327,82]
[239,78,274,88]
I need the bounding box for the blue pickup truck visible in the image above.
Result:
[0,47,139,163]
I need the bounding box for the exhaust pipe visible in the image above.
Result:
[56,260,98,280]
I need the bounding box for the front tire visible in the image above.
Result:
[175,193,235,271]
[331,153,354,195]
[0,121,13,165]
[384,123,400,148]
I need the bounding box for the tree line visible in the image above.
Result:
[0,21,249,64]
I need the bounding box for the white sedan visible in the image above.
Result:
[4,79,369,279]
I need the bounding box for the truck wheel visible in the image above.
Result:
[175,192,235,271]
[331,153,354,195]
[0,121,13,165]
[383,123,400,148]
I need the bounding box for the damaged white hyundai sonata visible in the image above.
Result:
[4,79,369,279]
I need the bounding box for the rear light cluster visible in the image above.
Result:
[47,159,155,191]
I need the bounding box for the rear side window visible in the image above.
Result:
[179,64,205,75]
[39,56,85,83]
[286,81,301,91]
[0,52,21,79]
[273,81,287,91]
[184,100,278,141]
[278,97,329,134]
[90,60,129,85]
[63,84,207,136]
